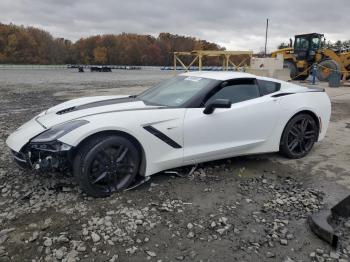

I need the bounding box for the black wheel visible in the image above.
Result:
[73,135,140,197]
[280,114,318,159]
[284,60,309,80]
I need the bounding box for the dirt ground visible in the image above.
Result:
[0,70,350,262]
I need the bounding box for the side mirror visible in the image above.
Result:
[203,99,231,114]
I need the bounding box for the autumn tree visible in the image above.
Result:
[93,46,107,64]
[0,23,224,65]
[0,23,71,64]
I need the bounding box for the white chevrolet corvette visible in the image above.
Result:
[6,71,331,197]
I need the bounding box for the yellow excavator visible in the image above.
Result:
[271,33,350,81]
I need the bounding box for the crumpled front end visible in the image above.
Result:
[6,117,74,172]
[11,141,74,172]
[6,94,146,173]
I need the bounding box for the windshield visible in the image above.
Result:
[311,37,321,50]
[138,76,217,107]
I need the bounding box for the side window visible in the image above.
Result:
[257,80,281,95]
[205,79,260,105]
[295,37,309,50]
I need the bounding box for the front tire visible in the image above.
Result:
[73,135,140,197]
[284,60,308,80]
[280,114,318,159]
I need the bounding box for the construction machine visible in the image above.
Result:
[271,33,350,81]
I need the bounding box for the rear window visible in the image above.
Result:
[258,80,281,95]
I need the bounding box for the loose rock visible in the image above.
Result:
[91,232,101,243]
[43,238,53,247]
[146,250,156,257]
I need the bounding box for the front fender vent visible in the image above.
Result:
[56,106,76,115]
[143,125,182,149]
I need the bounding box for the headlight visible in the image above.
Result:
[31,120,89,143]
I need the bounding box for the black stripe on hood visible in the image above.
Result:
[57,96,138,115]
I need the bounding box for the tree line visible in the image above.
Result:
[0,23,224,65]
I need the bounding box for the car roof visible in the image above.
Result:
[180,71,257,81]
[179,71,313,94]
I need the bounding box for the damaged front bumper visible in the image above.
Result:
[6,117,88,172]
[10,141,74,172]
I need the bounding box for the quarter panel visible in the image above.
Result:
[276,92,331,144]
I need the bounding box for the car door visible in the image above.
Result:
[183,78,280,163]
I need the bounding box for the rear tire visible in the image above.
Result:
[280,114,318,159]
[317,59,340,82]
[73,135,140,197]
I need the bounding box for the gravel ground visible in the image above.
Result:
[0,70,350,262]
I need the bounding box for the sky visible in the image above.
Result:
[0,0,349,52]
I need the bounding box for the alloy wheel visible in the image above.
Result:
[87,145,135,193]
[286,117,316,156]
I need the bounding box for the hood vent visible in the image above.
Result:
[56,106,76,115]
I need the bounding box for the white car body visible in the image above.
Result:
[6,71,331,177]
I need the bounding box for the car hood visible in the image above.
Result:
[36,95,160,128]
